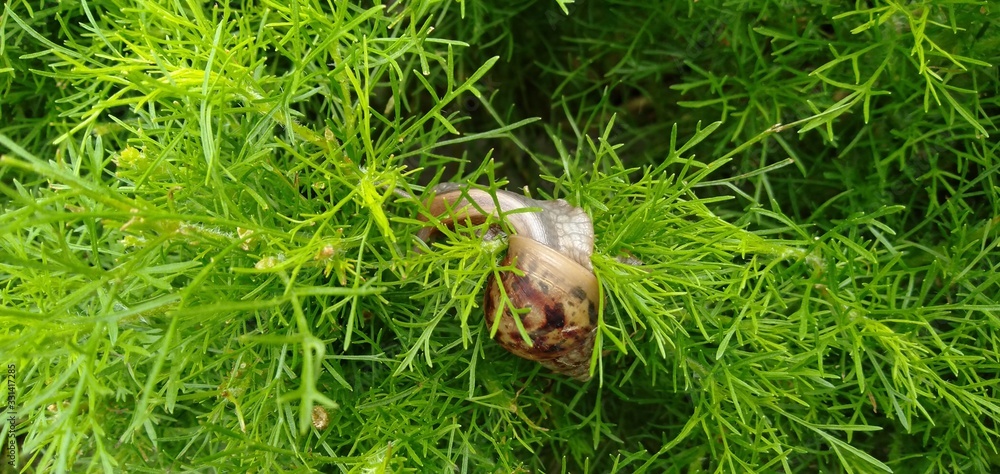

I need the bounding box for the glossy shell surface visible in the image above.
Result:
[417,186,595,271]
[484,235,599,380]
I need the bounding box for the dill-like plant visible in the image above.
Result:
[1,0,997,472]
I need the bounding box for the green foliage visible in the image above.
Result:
[1,0,998,472]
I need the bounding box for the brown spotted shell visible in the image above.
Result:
[484,236,599,380]
[418,184,599,381]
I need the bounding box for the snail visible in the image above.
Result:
[417,183,599,381]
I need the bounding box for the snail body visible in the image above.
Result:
[418,185,599,381]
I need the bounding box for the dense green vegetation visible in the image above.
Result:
[1,0,998,472]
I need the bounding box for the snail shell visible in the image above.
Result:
[418,184,599,381]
